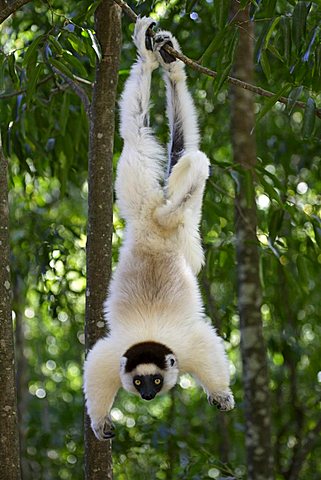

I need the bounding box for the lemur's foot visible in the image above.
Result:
[91,416,115,441]
[133,17,158,68]
[167,151,210,198]
[153,31,184,77]
[208,390,235,412]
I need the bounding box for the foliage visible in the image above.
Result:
[0,0,321,479]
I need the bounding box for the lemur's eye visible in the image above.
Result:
[154,378,161,385]
[134,379,141,386]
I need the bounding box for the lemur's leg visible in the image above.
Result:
[116,17,165,222]
[84,338,121,440]
[181,322,234,411]
[153,31,210,273]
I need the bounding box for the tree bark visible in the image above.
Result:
[0,0,31,24]
[84,1,122,479]
[230,3,274,480]
[0,133,21,480]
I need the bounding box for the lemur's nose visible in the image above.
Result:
[142,393,155,401]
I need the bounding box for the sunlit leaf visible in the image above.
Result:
[87,29,102,61]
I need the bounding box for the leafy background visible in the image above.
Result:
[1,0,321,478]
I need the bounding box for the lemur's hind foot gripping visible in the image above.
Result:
[91,415,115,441]
[133,17,158,68]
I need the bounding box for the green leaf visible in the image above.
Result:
[0,53,5,92]
[260,50,271,80]
[312,222,321,249]
[48,35,63,55]
[292,1,312,53]
[50,59,74,80]
[287,86,303,115]
[8,54,19,86]
[186,0,198,12]
[215,0,231,30]
[213,29,239,93]
[260,177,283,206]
[62,51,88,77]
[302,97,316,138]
[66,33,86,55]
[264,16,281,50]
[255,84,290,124]
[22,35,43,67]
[268,209,284,243]
[26,63,42,106]
[296,254,309,292]
[59,92,70,136]
[280,16,292,62]
[200,30,226,65]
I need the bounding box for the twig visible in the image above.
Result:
[0,74,54,100]
[113,0,321,119]
[51,66,91,118]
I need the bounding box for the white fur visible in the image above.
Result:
[84,18,234,441]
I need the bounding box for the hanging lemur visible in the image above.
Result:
[84,17,234,441]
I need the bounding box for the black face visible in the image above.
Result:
[133,374,164,400]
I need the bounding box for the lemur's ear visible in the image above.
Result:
[165,354,177,368]
[120,356,127,372]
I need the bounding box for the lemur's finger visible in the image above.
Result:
[153,31,183,70]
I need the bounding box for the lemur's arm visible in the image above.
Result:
[180,322,234,411]
[84,338,121,440]
[115,18,166,222]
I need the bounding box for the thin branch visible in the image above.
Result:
[0,74,54,100]
[113,0,321,119]
[0,0,31,24]
[51,66,91,118]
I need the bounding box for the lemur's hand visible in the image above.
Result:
[208,389,235,412]
[91,415,115,441]
[153,31,185,79]
[133,17,158,69]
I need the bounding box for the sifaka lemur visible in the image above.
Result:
[84,17,234,441]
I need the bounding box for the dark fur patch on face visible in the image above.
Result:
[123,342,173,373]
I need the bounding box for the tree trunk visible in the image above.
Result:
[84,1,122,479]
[0,133,21,480]
[230,3,274,480]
